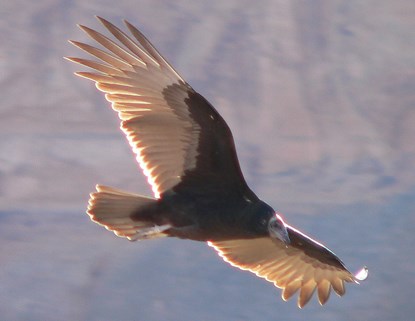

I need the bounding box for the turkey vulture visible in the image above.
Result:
[66,16,368,308]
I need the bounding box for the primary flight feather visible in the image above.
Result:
[67,16,368,308]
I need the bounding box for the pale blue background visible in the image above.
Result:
[1,1,414,320]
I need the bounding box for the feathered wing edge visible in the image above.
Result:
[66,17,198,198]
[208,238,368,308]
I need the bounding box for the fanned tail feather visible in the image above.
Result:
[87,185,171,240]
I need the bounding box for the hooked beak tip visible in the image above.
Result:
[284,234,291,245]
[278,228,291,245]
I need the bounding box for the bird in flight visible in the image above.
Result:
[66,16,368,308]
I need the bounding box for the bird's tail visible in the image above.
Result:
[87,185,171,241]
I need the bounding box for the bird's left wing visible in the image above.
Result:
[208,227,368,308]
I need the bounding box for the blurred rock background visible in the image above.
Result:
[0,1,414,320]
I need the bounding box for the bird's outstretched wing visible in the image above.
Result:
[209,226,368,308]
[66,17,251,199]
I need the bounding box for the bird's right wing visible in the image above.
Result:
[67,17,253,200]
[209,229,367,308]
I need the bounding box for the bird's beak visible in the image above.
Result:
[277,225,291,245]
[269,214,291,245]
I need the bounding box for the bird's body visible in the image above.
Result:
[132,192,268,241]
[67,17,367,308]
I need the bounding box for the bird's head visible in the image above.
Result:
[268,213,290,245]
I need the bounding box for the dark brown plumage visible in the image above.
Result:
[66,16,368,308]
